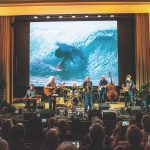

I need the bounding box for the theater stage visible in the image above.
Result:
[13,101,125,112]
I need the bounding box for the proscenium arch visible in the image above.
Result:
[0,2,150,16]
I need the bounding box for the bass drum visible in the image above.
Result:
[72,97,79,106]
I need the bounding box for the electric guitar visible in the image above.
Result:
[122,84,136,92]
[98,85,107,91]
[44,83,65,96]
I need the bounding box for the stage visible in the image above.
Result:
[13,101,125,110]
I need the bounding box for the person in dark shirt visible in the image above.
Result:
[83,76,93,113]
[11,124,32,150]
[99,75,108,103]
[25,84,37,111]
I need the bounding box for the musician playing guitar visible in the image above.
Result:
[99,75,108,103]
[122,75,134,107]
[44,76,57,111]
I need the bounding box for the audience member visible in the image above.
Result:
[126,125,144,150]
[111,121,128,146]
[43,117,57,134]
[0,118,3,137]
[0,139,10,150]
[145,134,150,150]
[26,116,44,143]
[42,128,60,150]
[11,124,32,150]
[1,119,13,147]
[114,125,144,150]
[91,116,103,126]
[83,123,112,150]
[70,117,83,135]
[135,111,143,129]
[141,115,150,142]
[57,119,70,141]
[48,117,57,128]
[57,141,78,150]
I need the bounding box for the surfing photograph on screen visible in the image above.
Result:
[30,21,118,86]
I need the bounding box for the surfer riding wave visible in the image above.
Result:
[54,42,84,70]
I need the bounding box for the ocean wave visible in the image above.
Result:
[30,28,118,86]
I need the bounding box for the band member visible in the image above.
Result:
[71,82,79,108]
[24,84,37,111]
[83,76,93,113]
[122,75,134,107]
[71,82,78,94]
[99,75,108,103]
[44,76,57,111]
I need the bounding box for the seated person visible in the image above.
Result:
[25,84,37,111]
[82,123,112,150]
[114,125,145,150]
[70,82,78,94]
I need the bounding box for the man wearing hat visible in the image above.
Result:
[122,75,134,107]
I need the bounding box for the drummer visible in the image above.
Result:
[70,82,79,111]
[70,82,78,94]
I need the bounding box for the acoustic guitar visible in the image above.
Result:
[44,83,65,96]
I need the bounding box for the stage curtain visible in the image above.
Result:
[0,16,14,102]
[135,14,150,89]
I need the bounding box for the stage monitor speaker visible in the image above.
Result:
[40,109,55,119]
[88,110,102,121]
[130,106,142,116]
[57,107,68,116]
[102,111,117,120]
[23,112,37,120]
[99,103,110,110]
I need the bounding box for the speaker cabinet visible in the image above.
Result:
[102,111,117,120]
[23,112,37,120]
[130,106,142,116]
[88,110,102,120]
[40,109,55,119]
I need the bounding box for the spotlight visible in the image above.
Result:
[85,15,89,18]
[110,15,115,18]
[72,15,76,18]
[33,16,38,19]
[59,16,63,19]
[97,15,102,18]
[46,16,50,19]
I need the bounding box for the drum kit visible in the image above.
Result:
[57,86,82,109]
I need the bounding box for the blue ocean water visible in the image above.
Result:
[30,21,118,86]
